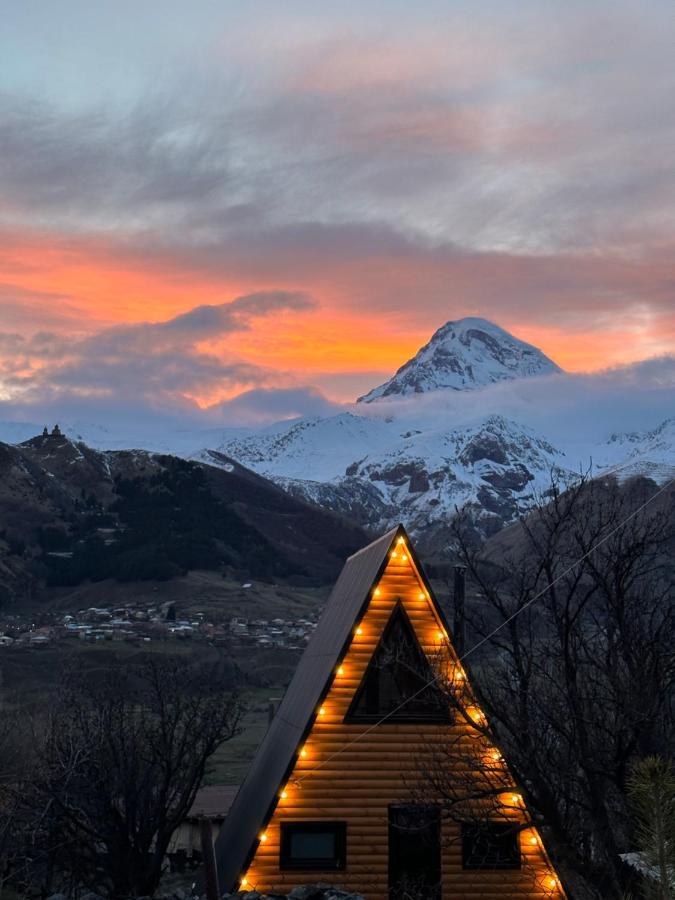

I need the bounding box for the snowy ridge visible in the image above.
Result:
[359,317,561,402]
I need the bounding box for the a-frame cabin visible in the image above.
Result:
[214,525,566,899]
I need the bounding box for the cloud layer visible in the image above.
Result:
[0,292,315,410]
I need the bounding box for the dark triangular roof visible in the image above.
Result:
[213,524,448,892]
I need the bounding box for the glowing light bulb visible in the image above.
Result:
[260,833,268,842]
[391,550,398,558]
[300,747,307,758]
[356,627,363,635]
[418,592,425,600]
[490,749,502,763]
[337,666,344,675]
[318,707,326,716]
[240,877,248,887]
[401,554,408,561]
[280,790,287,799]
[548,877,557,889]
[437,630,445,639]
[511,793,522,804]
[530,836,538,846]
[398,537,405,544]
[374,588,381,596]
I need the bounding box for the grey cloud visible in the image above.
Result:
[1,291,314,406]
[213,386,342,425]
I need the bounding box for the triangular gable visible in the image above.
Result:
[213,525,566,897]
[345,601,450,722]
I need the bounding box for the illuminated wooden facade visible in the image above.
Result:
[214,525,566,899]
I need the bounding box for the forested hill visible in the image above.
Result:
[0,432,369,608]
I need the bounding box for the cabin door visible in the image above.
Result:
[388,804,441,900]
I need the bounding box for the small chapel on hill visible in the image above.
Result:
[214,525,566,899]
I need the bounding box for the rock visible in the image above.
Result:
[288,886,331,900]
[482,464,533,491]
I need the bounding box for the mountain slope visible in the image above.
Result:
[0,432,369,607]
[358,317,561,402]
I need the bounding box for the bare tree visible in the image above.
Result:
[416,474,674,899]
[30,657,241,899]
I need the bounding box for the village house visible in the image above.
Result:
[213,525,566,900]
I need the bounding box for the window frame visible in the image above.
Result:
[461,821,522,871]
[279,820,347,871]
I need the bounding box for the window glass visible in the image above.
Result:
[290,831,335,859]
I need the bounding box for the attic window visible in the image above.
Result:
[345,602,450,723]
[280,821,346,870]
[462,822,521,870]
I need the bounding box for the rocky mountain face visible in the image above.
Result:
[358,317,561,402]
[0,432,368,607]
[218,414,568,551]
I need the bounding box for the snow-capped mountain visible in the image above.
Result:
[218,412,392,481]
[217,411,573,546]
[596,418,675,483]
[358,317,561,402]
[215,320,673,548]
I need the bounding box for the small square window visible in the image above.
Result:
[462,822,521,870]
[280,821,347,871]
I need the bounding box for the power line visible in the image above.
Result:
[295,474,673,785]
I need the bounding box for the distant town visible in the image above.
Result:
[0,592,318,651]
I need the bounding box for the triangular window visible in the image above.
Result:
[345,602,450,723]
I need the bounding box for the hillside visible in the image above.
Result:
[0,430,369,608]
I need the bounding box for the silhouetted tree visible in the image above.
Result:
[33,657,241,898]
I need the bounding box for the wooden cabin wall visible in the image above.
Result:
[241,551,563,900]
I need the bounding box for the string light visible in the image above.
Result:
[374,588,381,596]
[280,790,287,799]
[437,630,445,640]
[530,835,538,846]
[511,793,522,805]
[356,627,363,635]
[259,833,267,842]
[391,550,398,558]
[300,747,307,758]
[240,877,248,887]
[401,554,408,561]
[337,666,344,675]
[318,707,326,716]
[418,592,425,600]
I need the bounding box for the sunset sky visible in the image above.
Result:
[2,0,674,424]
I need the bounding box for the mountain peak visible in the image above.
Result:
[357,317,561,402]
